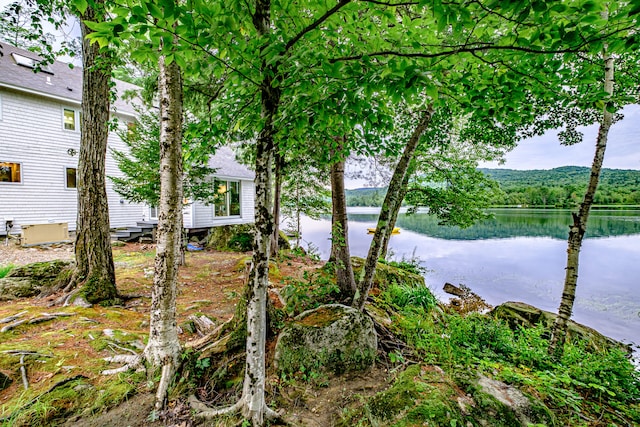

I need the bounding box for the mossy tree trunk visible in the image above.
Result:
[74,0,117,305]
[144,33,184,410]
[549,50,614,358]
[354,107,433,310]
[329,139,357,299]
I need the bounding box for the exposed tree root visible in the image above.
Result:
[0,319,27,333]
[20,354,28,390]
[188,395,284,425]
[0,312,75,332]
[155,363,174,411]
[101,354,144,375]
[0,311,27,324]
[185,317,234,351]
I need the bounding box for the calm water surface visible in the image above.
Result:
[297,208,640,347]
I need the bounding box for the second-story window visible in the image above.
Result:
[63,108,76,131]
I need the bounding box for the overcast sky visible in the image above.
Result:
[479,104,640,171]
[346,104,640,188]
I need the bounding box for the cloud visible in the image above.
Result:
[481,105,640,170]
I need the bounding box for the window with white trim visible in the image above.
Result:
[0,161,22,183]
[63,108,78,131]
[214,179,240,217]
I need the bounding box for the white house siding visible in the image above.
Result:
[190,179,255,228]
[0,88,144,234]
[240,180,255,222]
[104,118,148,228]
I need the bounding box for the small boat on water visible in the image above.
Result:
[367,227,400,234]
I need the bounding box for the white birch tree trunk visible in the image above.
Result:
[549,49,614,357]
[144,44,184,409]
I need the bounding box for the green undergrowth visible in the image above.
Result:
[0,264,15,279]
[344,282,640,426]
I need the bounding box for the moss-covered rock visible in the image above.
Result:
[277,230,290,251]
[275,304,377,375]
[206,224,254,251]
[492,301,630,354]
[0,260,73,299]
[339,364,554,427]
[475,374,555,426]
[351,257,425,292]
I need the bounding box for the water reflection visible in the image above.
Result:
[298,209,640,347]
[347,208,640,240]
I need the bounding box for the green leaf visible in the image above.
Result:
[69,0,88,14]
[148,3,163,19]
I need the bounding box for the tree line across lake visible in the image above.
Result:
[346,166,640,208]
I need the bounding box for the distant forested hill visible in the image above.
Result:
[482,166,640,207]
[346,166,640,207]
[345,187,388,207]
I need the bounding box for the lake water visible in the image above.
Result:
[296,208,640,348]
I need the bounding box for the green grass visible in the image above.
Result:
[386,296,640,426]
[0,264,15,279]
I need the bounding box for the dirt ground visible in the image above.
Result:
[0,241,74,265]
[0,242,393,427]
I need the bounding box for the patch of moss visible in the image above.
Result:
[297,305,343,327]
[339,365,473,427]
[6,261,71,280]
[1,371,144,426]
[79,275,118,305]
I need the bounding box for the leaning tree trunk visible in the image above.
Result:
[379,169,412,260]
[353,107,434,310]
[328,141,357,299]
[270,150,283,257]
[143,44,184,410]
[549,51,614,358]
[74,0,116,305]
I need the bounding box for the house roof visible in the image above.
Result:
[0,42,254,180]
[208,146,255,180]
[0,42,140,117]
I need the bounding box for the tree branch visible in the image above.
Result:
[284,0,352,52]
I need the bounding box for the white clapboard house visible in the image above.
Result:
[0,42,254,243]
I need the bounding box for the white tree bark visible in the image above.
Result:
[143,46,184,409]
[549,49,614,357]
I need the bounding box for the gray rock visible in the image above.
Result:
[275,304,377,375]
[0,277,38,299]
[492,301,630,354]
[477,374,553,426]
[0,260,72,299]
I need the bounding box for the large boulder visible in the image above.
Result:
[0,260,73,300]
[206,224,254,251]
[492,301,630,354]
[274,304,377,375]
